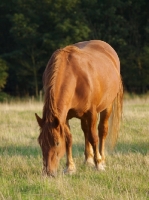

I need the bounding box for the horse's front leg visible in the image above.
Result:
[64,122,76,174]
[81,118,95,166]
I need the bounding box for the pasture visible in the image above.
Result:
[0,96,149,200]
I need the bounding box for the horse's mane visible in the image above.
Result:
[42,45,79,123]
[38,46,79,153]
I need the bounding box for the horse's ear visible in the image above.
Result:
[35,113,43,128]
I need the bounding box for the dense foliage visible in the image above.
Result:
[0,0,149,97]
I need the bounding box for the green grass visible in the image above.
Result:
[0,98,149,200]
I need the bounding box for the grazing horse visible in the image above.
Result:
[35,40,123,177]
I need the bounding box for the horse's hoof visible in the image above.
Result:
[96,162,106,171]
[63,167,76,175]
[85,157,95,167]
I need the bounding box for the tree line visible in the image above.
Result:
[0,0,149,98]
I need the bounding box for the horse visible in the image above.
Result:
[35,40,123,177]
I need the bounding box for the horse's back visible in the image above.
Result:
[74,40,120,72]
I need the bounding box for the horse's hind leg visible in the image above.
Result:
[98,104,112,168]
[81,118,95,166]
[84,107,103,170]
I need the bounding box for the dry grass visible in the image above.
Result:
[0,96,149,200]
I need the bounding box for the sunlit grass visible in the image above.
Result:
[0,96,149,200]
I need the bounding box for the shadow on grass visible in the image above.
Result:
[115,141,149,155]
[0,140,148,158]
[72,140,149,157]
[73,142,84,157]
[0,145,40,157]
[0,143,84,159]
[74,141,149,157]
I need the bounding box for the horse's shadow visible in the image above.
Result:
[0,141,148,158]
[0,143,84,158]
[72,139,149,158]
[113,141,149,155]
[0,144,40,157]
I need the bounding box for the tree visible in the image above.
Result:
[1,0,90,96]
[1,0,149,95]
[9,7,45,97]
[0,59,8,90]
[81,0,149,92]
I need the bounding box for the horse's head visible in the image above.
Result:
[35,113,66,177]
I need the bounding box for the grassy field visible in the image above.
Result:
[0,96,149,200]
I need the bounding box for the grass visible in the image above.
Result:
[0,96,149,200]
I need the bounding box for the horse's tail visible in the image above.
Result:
[108,77,123,150]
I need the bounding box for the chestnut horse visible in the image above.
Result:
[35,40,123,177]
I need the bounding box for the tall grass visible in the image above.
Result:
[0,96,149,200]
